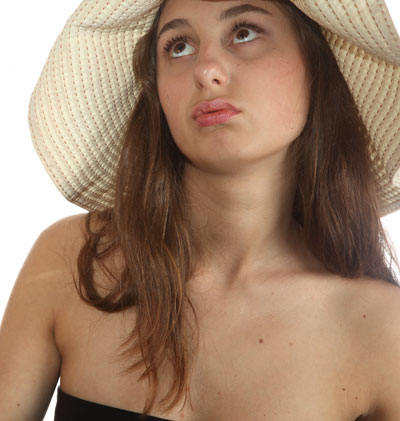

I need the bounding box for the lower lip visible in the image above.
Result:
[195,110,240,127]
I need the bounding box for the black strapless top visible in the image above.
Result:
[54,387,370,420]
[54,387,172,420]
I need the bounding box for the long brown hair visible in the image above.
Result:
[76,0,399,418]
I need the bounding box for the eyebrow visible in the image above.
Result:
[157,4,272,41]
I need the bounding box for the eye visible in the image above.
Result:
[162,19,265,59]
[163,35,195,58]
[232,20,265,44]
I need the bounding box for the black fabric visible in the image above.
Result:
[54,387,172,421]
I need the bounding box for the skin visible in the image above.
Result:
[157,0,313,292]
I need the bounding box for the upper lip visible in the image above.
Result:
[192,99,240,120]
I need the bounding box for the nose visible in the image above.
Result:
[193,45,230,90]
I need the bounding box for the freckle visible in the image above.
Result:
[259,338,264,344]
[288,342,294,347]
[342,388,346,391]
[355,396,358,400]
[17,403,20,407]
[363,314,367,318]
[217,391,222,398]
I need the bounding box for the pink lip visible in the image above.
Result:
[195,110,239,127]
[192,99,241,127]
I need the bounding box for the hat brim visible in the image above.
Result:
[28,0,400,215]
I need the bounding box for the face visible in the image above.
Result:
[156,0,310,174]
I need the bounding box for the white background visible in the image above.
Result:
[0,1,399,419]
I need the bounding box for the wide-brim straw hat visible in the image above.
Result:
[28,0,400,215]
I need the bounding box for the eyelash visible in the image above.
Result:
[162,19,265,57]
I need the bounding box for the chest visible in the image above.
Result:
[56,281,373,420]
[181,297,370,420]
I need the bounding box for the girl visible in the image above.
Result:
[1,0,400,419]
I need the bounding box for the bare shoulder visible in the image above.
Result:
[20,213,88,269]
[0,213,89,418]
[35,212,88,256]
[346,277,400,419]
[15,213,89,308]
[349,277,400,353]
[25,213,87,256]
[315,274,400,419]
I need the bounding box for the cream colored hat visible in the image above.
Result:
[28,0,400,215]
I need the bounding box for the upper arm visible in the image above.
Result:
[0,214,86,420]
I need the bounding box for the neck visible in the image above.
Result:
[183,154,313,292]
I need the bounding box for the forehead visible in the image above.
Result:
[158,0,280,24]
[157,0,286,39]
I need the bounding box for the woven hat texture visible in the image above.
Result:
[28,0,400,215]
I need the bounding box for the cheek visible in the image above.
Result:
[158,75,187,130]
[256,57,309,129]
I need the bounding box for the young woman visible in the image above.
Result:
[1,0,400,420]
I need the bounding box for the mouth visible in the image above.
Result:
[192,98,240,119]
[194,109,240,127]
